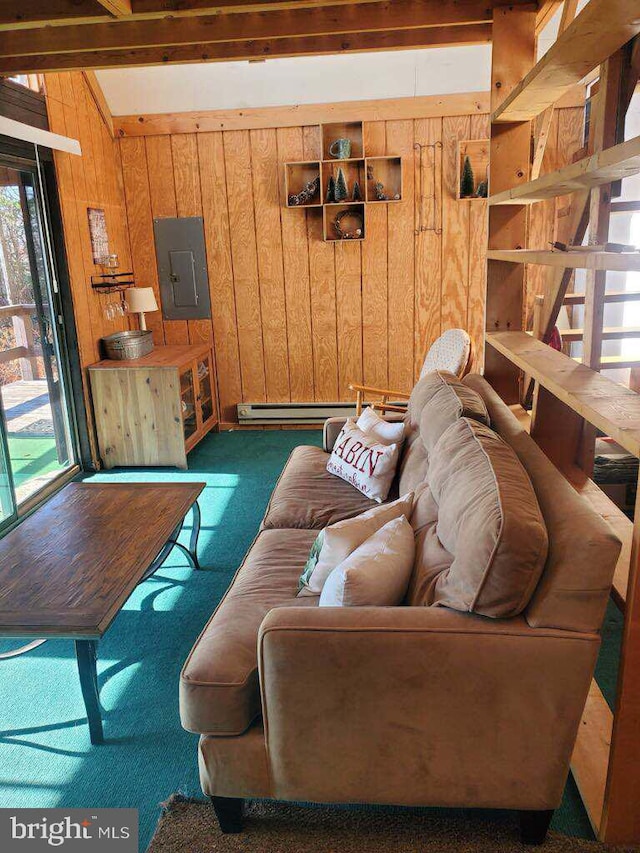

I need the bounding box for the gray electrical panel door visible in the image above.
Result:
[153,216,211,320]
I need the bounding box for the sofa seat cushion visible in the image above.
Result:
[180,528,318,735]
[262,445,378,530]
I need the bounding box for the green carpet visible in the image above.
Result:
[0,429,623,851]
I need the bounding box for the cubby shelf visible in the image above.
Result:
[457,139,489,200]
[283,121,403,241]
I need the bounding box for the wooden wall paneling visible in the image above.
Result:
[198,131,239,423]
[467,113,490,368]
[119,137,165,345]
[171,133,212,348]
[386,119,415,391]
[144,134,184,345]
[303,123,338,401]
[413,116,443,379]
[334,240,363,398]
[361,120,388,388]
[171,133,212,344]
[223,129,266,402]
[276,126,315,402]
[441,114,471,332]
[250,127,290,403]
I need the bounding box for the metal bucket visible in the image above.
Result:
[102,330,154,360]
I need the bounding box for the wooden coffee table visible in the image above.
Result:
[0,481,205,744]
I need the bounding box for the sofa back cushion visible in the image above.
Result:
[418,371,490,455]
[397,371,489,496]
[463,374,622,633]
[425,417,549,618]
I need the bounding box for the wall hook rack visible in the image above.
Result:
[414,141,442,235]
[91,272,135,294]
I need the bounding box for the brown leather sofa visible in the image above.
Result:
[179,373,621,844]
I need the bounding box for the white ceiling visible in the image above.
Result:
[95,2,581,117]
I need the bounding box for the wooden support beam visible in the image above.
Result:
[583,53,624,372]
[530,0,579,181]
[0,1,503,58]
[96,0,132,14]
[113,91,490,136]
[82,70,113,136]
[490,134,640,206]
[492,0,640,123]
[485,4,536,404]
[0,23,493,73]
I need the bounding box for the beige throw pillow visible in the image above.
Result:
[298,492,414,596]
[356,407,405,446]
[319,517,415,607]
[326,419,400,503]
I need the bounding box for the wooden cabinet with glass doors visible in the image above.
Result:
[89,344,217,469]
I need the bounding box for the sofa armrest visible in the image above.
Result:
[258,606,599,809]
[323,417,347,452]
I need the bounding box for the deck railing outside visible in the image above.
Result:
[0,303,41,381]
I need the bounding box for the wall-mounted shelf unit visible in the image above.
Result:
[284,161,322,208]
[323,203,365,242]
[283,120,403,241]
[457,139,489,199]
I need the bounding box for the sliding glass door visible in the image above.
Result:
[0,159,76,523]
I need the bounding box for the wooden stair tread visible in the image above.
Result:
[487,249,640,272]
[489,135,640,205]
[491,0,640,123]
[561,327,640,342]
[564,290,640,305]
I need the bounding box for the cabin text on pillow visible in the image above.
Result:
[326,419,399,502]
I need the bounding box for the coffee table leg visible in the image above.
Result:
[75,640,104,745]
[189,500,201,570]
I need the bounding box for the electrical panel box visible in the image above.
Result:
[153,216,211,320]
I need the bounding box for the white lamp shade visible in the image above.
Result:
[127,287,158,313]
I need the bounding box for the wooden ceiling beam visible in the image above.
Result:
[0,0,527,58]
[0,22,492,74]
[97,0,133,14]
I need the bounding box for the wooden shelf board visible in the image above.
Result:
[489,135,640,206]
[486,331,640,457]
[491,0,640,123]
[564,291,640,306]
[487,249,640,272]
[571,679,613,838]
[571,354,640,370]
[561,327,640,343]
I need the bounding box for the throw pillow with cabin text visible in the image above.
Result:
[326,419,400,502]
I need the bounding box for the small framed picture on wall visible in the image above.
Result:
[87,207,109,264]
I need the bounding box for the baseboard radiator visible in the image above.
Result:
[237,401,359,425]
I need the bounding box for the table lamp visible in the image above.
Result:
[127,287,158,331]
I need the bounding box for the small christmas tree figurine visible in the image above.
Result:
[476,179,488,198]
[335,167,348,202]
[352,180,363,201]
[460,155,475,198]
[326,175,336,203]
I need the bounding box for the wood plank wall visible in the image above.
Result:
[44,71,133,457]
[117,111,498,425]
[44,77,585,436]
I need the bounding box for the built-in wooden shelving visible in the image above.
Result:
[492,0,640,123]
[489,136,640,206]
[486,331,640,456]
[564,290,640,306]
[283,120,403,241]
[561,326,640,343]
[487,248,640,272]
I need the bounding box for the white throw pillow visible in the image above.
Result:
[357,407,405,446]
[298,492,414,596]
[319,516,415,607]
[326,419,400,502]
